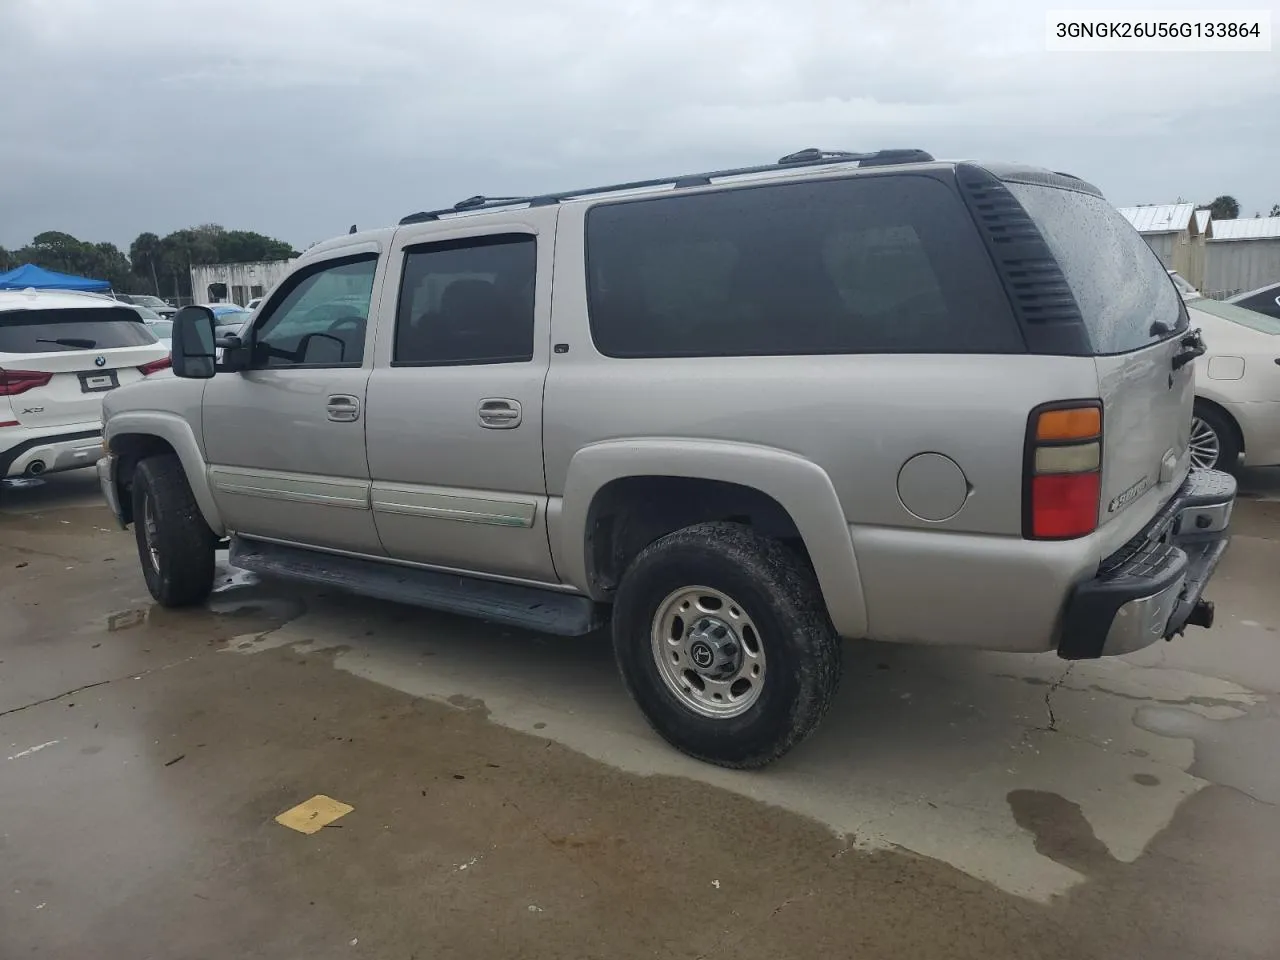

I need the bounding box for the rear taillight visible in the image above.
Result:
[138,357,172,376]
[1025,401,1102,540]
[0,369,54,396]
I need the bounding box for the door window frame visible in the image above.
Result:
[389,232,539,369]
[246,251,381,371]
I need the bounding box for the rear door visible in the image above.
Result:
[365,214,559,583]
[0,305,169,430]
[1004,181,1193,539]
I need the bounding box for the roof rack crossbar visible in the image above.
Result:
[398,147,934,224]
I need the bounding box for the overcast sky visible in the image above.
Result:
[1,0,1276,252]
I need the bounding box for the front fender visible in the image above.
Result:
[105,411,225,535]
[557,439,867,638]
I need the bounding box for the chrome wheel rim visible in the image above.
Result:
[1189,416,1221,471]
[650,586,765,719]
[142,494,161,573]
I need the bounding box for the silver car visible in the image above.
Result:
[98,148,1235,767]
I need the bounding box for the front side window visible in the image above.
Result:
[393,234,536,365]
[584,174,1022,358]
[252,256,377,367]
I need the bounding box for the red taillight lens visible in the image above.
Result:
[0,369,54,396]
[1026,402,1103,540]
[1031,473,1101,538]
[138,357,172,376]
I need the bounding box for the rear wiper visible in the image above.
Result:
[35,337,97,349]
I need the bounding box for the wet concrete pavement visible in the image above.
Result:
[3,469,1279,958]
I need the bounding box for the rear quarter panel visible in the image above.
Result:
[544,201,1109,650]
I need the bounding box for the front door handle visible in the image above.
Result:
[478,398,521,429]
[326,394,361,422]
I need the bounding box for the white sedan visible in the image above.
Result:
[1191,297,1280,470]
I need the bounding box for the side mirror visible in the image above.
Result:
[170,306,217,379]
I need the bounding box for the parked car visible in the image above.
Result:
[245,297,263,312]
[97,148,1235,767]
[198,304,253,340]
[1189,297,1280,470]
[1227,281,1280,321]
[1168,270,1202,301]
[1,289,170,480]
[117,295,177,318]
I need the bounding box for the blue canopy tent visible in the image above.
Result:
[0,263,111,292]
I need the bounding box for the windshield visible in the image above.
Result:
[1005,182,1187,354]
[148,319,174,338]
[1191,298,1280,335]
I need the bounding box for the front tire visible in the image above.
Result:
[131,454,217,606]
[1191,402,1241,472]
[612,522,841,768]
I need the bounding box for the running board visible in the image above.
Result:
[229,537,606,636]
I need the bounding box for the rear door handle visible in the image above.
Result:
[326,394,361,422]
[478,398,521,429]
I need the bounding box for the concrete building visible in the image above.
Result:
[1202,217,1280,299]
[1116,203,1209,290]
[189,260,294,307]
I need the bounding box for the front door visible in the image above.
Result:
[365,216,558,583]
[202,250,385,555]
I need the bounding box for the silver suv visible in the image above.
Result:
[97,148,1235,767]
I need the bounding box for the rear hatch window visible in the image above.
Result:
[1003,182,1187,354]
[0,307,158,352]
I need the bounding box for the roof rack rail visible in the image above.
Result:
[398,147,934,224]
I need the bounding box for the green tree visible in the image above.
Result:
[129,232,163,295]
[9,231,136,291]
[1270,204,1280,217]
[0,246,12,272]
[1208,195,1240,221]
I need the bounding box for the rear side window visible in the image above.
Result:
[585,175,1022,357]
[0,308,157,353]
[1005,183,1187,354]
[393,234,536,365]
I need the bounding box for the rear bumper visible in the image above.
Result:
[1059,469,1236,659]
[1,427,102,479]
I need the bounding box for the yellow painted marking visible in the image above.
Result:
[275,795,353,835]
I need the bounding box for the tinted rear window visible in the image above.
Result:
[0,308,157,353]
[1005,183,1186,354]
[585,174,1023,357]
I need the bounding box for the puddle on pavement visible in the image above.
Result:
[205,556,307,623]
[1133,704,1280,805]
[96,557,306,651]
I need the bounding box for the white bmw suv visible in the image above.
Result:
[1,289,171,481]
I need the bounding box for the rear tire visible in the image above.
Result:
[131,454,217,606]
[611,521,841,768]
[1191,401,1241,472]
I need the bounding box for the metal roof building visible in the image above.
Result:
[1115,203,1207,290]
[1209,217,1280,241]
[1203,217,1280,298]
[1116,204,1198,236]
